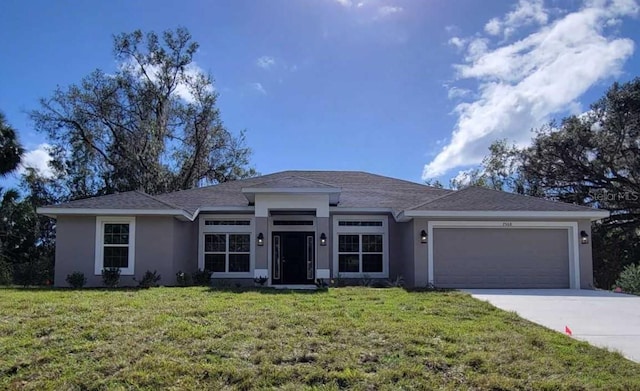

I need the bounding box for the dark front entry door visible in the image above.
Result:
[272,232,315,284]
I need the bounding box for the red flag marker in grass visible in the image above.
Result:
[565,326,573,336]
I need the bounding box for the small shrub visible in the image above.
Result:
[135,270,161,288]
[359,274,372,287]
[176,270,192,286]
[102,267,121,288]
[331,273,344,287]
[386,275,404,288]
[254,276,268,286]
[315,278,329,288]
[0,261,12,285]
[615,263,640,295]
[66,271,87,289]
[192,269,212,286]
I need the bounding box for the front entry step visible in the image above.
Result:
[273,284,318,290]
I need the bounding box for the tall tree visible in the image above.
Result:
[31,28,255,198]
[520,79,640,288]
[448,139,541,195]
[0,112,24,177]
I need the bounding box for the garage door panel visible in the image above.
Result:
[433,228,569,288]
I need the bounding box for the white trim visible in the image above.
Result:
[254,269,269,279]
[402,210,609,220]
[198,214,255,278]
[269,215,317,231]
[255,193,330,218]
[196,206,255,213]
[316,269,330,279]
[268,218,318,285]
[330,207,395,214]
[332,215,389,278]
[94,216,136,276]
[427,220,581,289]
[242,187,341,205]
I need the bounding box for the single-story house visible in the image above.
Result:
[38,171,609,289]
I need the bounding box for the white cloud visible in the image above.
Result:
[335,0,352,7]
[424,0,637,179]
[19,144,54,178]
[484,18,502,35]
[256,56,276,70]
[251,82,267,95]
[377,5,403,18]
[448,37,466,49]
[447,87,472,99]
[451,169,477,188]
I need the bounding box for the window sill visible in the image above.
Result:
[334,272,388,279]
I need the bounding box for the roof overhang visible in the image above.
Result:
[37,207,194,221]
[241,187,341,204]
[398,209,611,221]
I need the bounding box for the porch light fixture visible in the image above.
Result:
[320,233,327,246]
[580,230,589,245]
[420,230,428,244]
[257,233,264,246]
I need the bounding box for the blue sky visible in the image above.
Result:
[1,0,639,187]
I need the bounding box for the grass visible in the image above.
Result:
[0,287,639,390]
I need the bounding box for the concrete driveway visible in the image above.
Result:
[465,289,640,362]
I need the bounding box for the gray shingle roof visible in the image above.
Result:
[242,176,340,189]
[41,171,601,216]
[155,171,453,213]
[47,190,182,210]
[409,186,597,212]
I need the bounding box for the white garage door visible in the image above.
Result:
[433,228,570,288]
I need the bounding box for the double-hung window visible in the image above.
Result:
[333,216,388,278]
[95,216,136,275]
[200,217,254,276]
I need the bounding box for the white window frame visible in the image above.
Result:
[332,215,389,278]
[198,215,255,278]
[95,216,136,275]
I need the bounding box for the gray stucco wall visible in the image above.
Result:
[54,215,179,287]
[413,219,430,287]
[255,217,268,271]
[54,216,97,287]
[172,219,198,283]
[317,217,330,270]
[578,219,594,289]
[387,218,405,281]
[395,221,415,287]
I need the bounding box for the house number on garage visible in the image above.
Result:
[502,222,513,227]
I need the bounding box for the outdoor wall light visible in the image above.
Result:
[580,230,589,245]
[420,230,428,244]
[257,233,264,246]
[320,233,327,246]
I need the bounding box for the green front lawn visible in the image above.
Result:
[0,287,637,390]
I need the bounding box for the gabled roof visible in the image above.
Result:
[37,170,609,221]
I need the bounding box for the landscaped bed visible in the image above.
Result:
[0,287,638,390]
